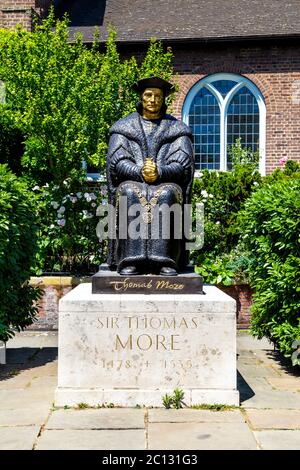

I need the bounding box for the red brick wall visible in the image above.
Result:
[27,284,73,330]
[0,0,51,31]
[169,42,300,174]
[218,284,254,329]
[28,277,86,330]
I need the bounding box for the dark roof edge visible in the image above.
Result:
[115,33,300,46]
[68,29,300,45]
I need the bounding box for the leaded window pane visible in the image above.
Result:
[188,87,220,170]
[210,80,237,97]
[227,86,259,169]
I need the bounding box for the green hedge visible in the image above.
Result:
[239,177,300,363]
[191,163,262,284]
[0,165,40,342]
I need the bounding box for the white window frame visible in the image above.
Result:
[182,73,266,175]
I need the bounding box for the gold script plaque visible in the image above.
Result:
[109,278,184,292]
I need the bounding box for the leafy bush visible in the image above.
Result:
[239,178,300,363]
[0,165,40,342]
[33,179,108,274]
[265,159,300,183]
[191,163,262,283]
[228,137,259,169]
[194,249,251,286]
[281,159,300,176]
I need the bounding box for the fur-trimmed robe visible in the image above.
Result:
[106,112,194,272]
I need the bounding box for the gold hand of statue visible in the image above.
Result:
[142,158,158,183]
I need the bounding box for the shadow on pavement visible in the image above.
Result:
[265,350,300,377]
[0,347,58,382]
[237,370,255,403]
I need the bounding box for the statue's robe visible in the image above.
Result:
[106,112,194,273]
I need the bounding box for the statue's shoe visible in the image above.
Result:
[119,266,139,276]
[160,266,178,276]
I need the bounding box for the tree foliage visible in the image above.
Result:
[0,165,40,342]
[0,11,175,186]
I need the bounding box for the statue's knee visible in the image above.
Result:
[154,184,183,203]
[117,182,144,199]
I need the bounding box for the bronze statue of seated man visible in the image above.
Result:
[106,76,194,276]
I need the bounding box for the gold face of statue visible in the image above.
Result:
[142,87,164,119]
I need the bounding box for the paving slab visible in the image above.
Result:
[251,350,293,373]
[238,375,276,405]
[254,430,300,450]
[237,333,272,351]
[32,361,57,376]
[0,426,40,450]
[238,377,273,400]
[238,375,272,390]
[237,349,261,363]
[0,388,54,410]
[0,369,57,391]
[237,357,263,366]
[148,409,245,423]
[148,422,258,450]
[245,409,300,430]
[46,408,145,430]
[241,389,300,409]
[252,348,284,360]
[0,371,33,390]
[238,364,281,378]
[0,407,50,426]
[266,377,300,392]
[28,375,57,389]
[8,362,57,381]
[36,429,145,450]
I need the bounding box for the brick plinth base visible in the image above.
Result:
[218,284,254,329]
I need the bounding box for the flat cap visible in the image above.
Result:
[133,76,175,96]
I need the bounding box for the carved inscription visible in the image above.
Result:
[97,315,199,352]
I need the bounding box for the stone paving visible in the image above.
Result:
[0,330,299,450]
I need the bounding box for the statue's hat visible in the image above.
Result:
[133,76,175,96]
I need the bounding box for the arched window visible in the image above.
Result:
[182,73,266,174]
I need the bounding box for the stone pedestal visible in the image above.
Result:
[0,341,6,365]
[55,283,239,407]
